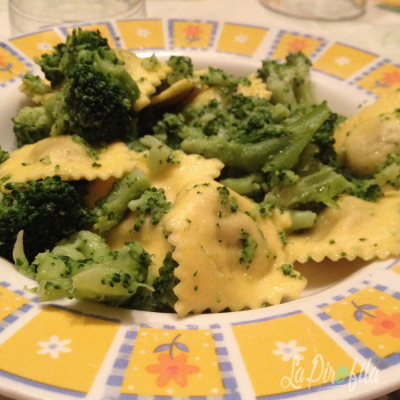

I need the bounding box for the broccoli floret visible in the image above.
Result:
[310,112,344,167]
[344,153,400,202]
[166,55,194,85]
[0,176,91,263]
[19,73,53,101]
[347,178,382,202]
[24,28,140,144]
[258,52,315,112]
[180,101,331,173]
[28,230,152,305]
[12,105,53,147]
[50,63,136,142]
[92,168,151,234]
[200,67,237,87]
[34,28,111,88]
[124,251,179,312]
[0,145,9,164]
[128,187,172,232]
[263,165,350,210]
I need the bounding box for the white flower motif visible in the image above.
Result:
[272,340,307,362]
[136,28,150,38]
[335,56,351,66]
[38,335,72,359]
[235,34,248,44]
[36,42,52,51]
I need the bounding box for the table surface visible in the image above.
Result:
[0,0,400,399]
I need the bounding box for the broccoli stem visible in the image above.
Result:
[264,165,350,209]
[287,210,317,232]
[181,102,330,173]
[92,168,151,234]
[219,174,262,196]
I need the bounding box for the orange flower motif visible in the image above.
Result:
[288,39,307,53]
[365,310,400,338]
[0,55,12,73]
[146,352,200,387]
[380,71,400,86]
[184,24,202,42]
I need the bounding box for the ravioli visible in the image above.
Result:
[132,150,224,202]
[163,180,306,317]
[99,150,224,276]
[150,77,201,108]
[0,136,137,190]
[106,212,173,278]
[334,90,400,176]
[114,49,172,112]
[285,192,400,263]
[182,71,272,108]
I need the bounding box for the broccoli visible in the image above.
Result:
[19,73,53,102]
[124,251,179,312]
[216,185,239,213]
[51,63,137,142]
[346,178,382,202]
[34,28,112,88]
[25,230,153,305]
[12,105,53,147]
[200,67,237,88]
[263,165,350,210]
[0,176,91,263]
[128,187,172,232]
[179,101,331,173]
[257,51,315,113]
[239,229,258,266]
[165,55,194,85]
[16,28,140,145]
[0,145,9,164]
[309,112,343,167]
[92,168,151,235]
[139,135,180,173]
[344,153,400,202]
[219,174,262,197]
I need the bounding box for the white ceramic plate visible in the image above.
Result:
[0,18,400,400]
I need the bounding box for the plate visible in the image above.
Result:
[0,17,400,400]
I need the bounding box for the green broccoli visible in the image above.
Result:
[92,168,151,235]
[344,153,400,202]
[51,63,136,142]
[0,176,91,263]
[124,251,179,312]
[219,174,262,197]
[165,55,194,85]
[34,28,112,88]
[240,229,258,266]
[0,145,9,164]
[19,73,53,100]
[257,51,315,113]
[217,185,239,213]
[26,230,153,305]
[200,66,237,88]
[263,165,350,210]
[128,187,172,232]
[12,105,53,147]
[17,28,140,145]
[180,101,330,173]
